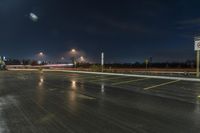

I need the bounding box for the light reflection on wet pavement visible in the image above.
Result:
[0,71,200,133]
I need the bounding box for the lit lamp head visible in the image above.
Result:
[71,49,76,53]
[38,52,44,57]
[80,56,84,62]
[39,52,44,56]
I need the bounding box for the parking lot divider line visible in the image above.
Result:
[89,77,124,82]
[65,74,103,80]
[112,78,148,86]
[43,70,200,82]
[75,76,102,80]
[144,80,180,90]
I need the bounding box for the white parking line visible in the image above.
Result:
[74,75,101,80]
[89,77,124,82]
[144,80,180,90]
[43,69,200,82]
[112,78,148,86]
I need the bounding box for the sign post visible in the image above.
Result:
[101,52,104,72]
[197,50,200,77]
[195,38,200,78]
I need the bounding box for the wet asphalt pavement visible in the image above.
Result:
[0,71,200,133]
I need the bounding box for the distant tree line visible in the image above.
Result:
[5,59,46,66]
[103,60,196,68]
[5,59,196,68]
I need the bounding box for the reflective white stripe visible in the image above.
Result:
[112,78,148,86]
[8,68,38,71]
[43,69,200,82]
[144,80,180,90]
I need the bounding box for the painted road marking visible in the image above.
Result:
[66,74,90,78]
[77,94,96,100]
[89,76,123,82]
[112,78,148,86]
[144,80,180,90]
[45,69,200,82]
[75,75,102,80]
[66,75,101,80]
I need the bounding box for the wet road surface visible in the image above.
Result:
[0,71,200,133]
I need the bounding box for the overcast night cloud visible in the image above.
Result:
[0,0,200,62]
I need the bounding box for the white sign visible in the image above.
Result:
[195,40,200,51]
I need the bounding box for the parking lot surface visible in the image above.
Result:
[0,71,200,133]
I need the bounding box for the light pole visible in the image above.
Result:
[37,52,45,73]
[71,49,77,68]
[38,52,44,65]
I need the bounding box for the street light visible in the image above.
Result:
[37,52,45,72]
[80,56,85,62]
[71,49,76,53]
[37,52,45,66]
[39,52,44,57]
[70,49,77,68]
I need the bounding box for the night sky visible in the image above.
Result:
[0,0,200,63]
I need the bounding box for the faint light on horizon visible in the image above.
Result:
[80,56,85,62]
[38,60,42,65]
[61,57,65,60]
[39,52,44,56]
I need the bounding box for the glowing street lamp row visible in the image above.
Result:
[37,49,85,62]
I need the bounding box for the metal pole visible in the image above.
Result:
[101,52,104,72]
[197,50,200,78]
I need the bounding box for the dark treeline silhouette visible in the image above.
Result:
[104,60,195,68]
[5,59,196,68]
[6,59,44,66]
